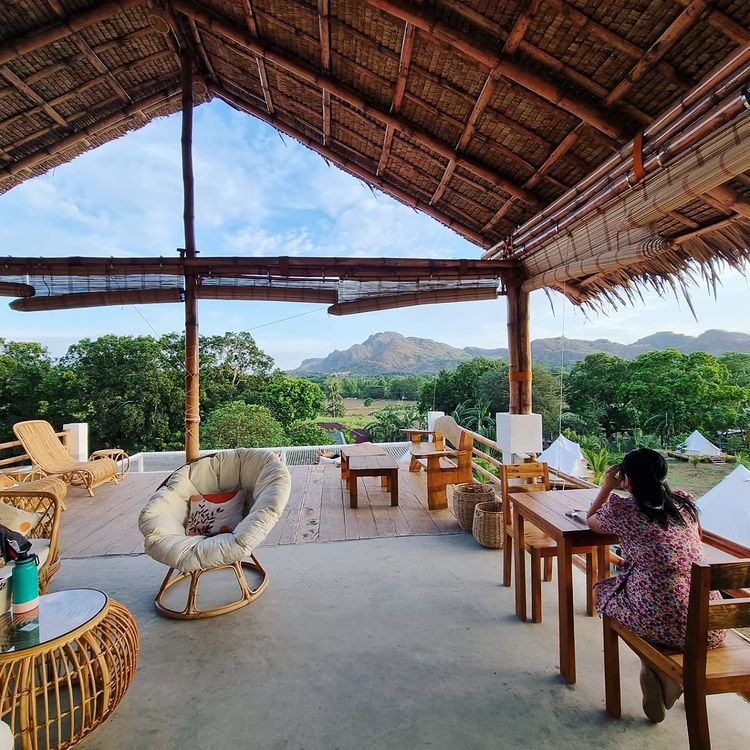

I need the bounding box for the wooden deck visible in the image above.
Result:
[59,463,463,558]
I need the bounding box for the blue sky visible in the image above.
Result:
[1,100,748,370]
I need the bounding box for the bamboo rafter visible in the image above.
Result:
[173,0,542,209]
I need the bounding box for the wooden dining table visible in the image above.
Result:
[511,488,618,684]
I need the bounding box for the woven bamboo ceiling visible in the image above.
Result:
[1,0,750,308]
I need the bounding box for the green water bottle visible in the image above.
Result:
[10,552,39,615]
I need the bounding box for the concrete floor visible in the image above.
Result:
[51,535,748,750]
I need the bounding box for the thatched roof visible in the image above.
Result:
[1,1,749,306]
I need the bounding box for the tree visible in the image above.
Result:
[565,354,633,441]
[262,376,324,428]
[45,335,184,452]
[419,357,499,414]
[202,401,287,449]
[198,331,275,413]
[366,404,423,443]
[325,376,346,417]
[0,339,53,442]
[475,360,562,436]
[620,349,747,443]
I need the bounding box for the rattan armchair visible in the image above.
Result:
[0,476,66,593]
[13,420,120,497]
[139,449,291,619]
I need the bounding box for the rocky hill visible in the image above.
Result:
[290,329,750,375]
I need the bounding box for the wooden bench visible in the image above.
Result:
[347,454,399,508]
[402,415,474,510]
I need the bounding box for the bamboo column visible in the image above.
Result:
[506,279,532,414]
[181,48,200,461]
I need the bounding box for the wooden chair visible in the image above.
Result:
[0,476,66,592]
[13,420,120,497]
[404,415,474,510]
[602,559,750,750]
[502,462,596,623]
[603,559,750,749]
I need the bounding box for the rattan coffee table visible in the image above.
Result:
[0,589,139,750]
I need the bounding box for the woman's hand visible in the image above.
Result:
[601,463,622,493]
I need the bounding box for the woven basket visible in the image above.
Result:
[452,482,495,531]
[472,501,505,549]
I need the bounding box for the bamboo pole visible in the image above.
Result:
[181,48,200,462]
[487,46,750,256]
[506,279,532,414]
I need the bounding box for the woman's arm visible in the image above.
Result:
[587,463,621,533]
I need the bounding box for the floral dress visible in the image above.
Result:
[594,490,725,650]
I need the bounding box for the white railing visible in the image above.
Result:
[127,442,412,473]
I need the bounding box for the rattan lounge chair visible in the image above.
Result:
[139,449,291,619]
[0,475,66,593]
[13,420,120,497]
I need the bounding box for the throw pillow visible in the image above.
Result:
[0,502,42,536]
[186,489,246,536]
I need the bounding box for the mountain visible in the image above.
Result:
[289,329,750,375]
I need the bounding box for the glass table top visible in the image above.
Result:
[0,588,107,654]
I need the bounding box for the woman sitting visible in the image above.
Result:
[587,448,725,723]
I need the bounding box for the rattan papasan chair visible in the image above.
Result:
[138,449,291,619]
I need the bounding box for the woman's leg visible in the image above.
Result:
[639,658,666,723]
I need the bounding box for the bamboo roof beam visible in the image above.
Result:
[0,281,34,298]
[603,0,708,108]
[675,0,750,45]
[196,286,338,303]
[544,0,695,91]
[0,50,173,134]
[377,21,414,176]
[0,67,69,128]
[0,255,517,279]
[240,0,275,115]
[317,0,332,145]
[0,89,181,181]
[10,289,182,312]
[173,0,541,208]
[365,0,626,140]
[0,0,147,66]
[706,185,750,222]
[432,1,542,207]
[328,286,501,316]
[228,88,497,245]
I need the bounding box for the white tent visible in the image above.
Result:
[697,464,750,547]
[679,430,722,457]
[538,434,589,478]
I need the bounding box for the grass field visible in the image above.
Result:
[664,459,736,497]
[320,398,417,429]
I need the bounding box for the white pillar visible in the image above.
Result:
[496,413,542,464]
[63,422,89,461]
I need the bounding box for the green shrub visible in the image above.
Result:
[287,421,333,446]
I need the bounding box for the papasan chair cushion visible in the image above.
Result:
[139,449,291,618]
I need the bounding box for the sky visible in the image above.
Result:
[1,100,748,371]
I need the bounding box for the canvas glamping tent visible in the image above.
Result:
[679,430,722,457]
[697,465,750,548]
[538,435,589,479]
